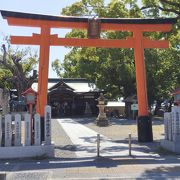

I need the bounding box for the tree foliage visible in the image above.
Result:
[141,0,180,18]
[0,38,38,97]
[52,0,180,105]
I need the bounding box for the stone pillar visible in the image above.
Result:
[5,114,12,147]
[172,106,180,141]
[0,115,2,146]
[34,113,41,146]
[24,114,31,146]
[14,114,21,146]
[160,106,180,153]
[164,112,171,140]
[44,105,51,145]
[164,112,167,140]
[164,112,170,140]
[0,88,10,115]
[168,113,173,141]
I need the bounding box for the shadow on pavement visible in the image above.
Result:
[141,166,180,179]
[1,155,180,172]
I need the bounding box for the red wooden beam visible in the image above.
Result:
[10,34,41,45]
[50,37,134,48]
[143,38,169,48]
[11,34,169,49]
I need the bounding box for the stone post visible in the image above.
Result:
[24,113,31,146]
[14,114,21,146]
[34,113,41,146]
[172,106,180,141]
[164,112,171,140]
[45,105,51,145]
[0,115,2,146]
[5,114,12,147]
[0,88,10,115]
[164,112,168,140]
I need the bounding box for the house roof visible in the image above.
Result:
[21,87,37,95]
[32,78,101,93]
[49,80,75,91]
[50,78,100,93]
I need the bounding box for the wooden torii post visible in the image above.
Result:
[1,10,176,142]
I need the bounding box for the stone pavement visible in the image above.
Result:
[57,118,160,158]
[1,118,180,179]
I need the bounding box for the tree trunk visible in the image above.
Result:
[0,88,10,114]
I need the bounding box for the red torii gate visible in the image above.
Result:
[1,10,176,142]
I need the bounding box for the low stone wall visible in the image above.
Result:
[0,105,54,159]
[161,106,180,153]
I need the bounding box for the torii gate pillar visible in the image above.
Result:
[134,30,152,142]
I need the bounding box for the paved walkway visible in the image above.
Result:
[57,118,159,158]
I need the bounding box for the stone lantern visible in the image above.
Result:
[96,93,109,126]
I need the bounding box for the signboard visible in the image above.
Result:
[5,114,12,147]
[131,104,138,111]
[14,114,21,146]
[26,94,36,104]
[24,114,31,146]
[34,113,41,146]
[88,18,101,39]
[22,87,37,105]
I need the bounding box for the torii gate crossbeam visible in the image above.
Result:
[1,10,176,142]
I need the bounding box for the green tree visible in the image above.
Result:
[141,0,180,18]
[0,38,38,97]
[52,59,64,77]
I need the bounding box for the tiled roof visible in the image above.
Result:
[32,78,100,93]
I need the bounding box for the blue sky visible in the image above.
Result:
[0,0,88,78]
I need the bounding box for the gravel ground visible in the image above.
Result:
[51,119,77,159]
[74,116,164,141]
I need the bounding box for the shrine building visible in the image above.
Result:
[32,78,102,117]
